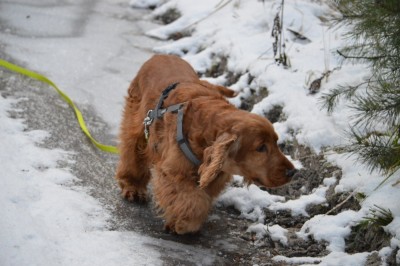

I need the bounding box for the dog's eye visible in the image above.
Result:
[256,144,267,153]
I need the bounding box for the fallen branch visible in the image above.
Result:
[325,190,358,215]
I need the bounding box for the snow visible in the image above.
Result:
[0,96,163,265]
[298,210,364,252]
[270,186,329,216]
[130,0,162,9]
[247,223,288,246]
[1,0,400,265]
[273,255,322,265]
[217,182,285,222]
[274,251,370,266]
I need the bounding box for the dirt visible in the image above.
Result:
[196,47,396,264]
[346,224,391,254]
[235,73,399,264]
[155,7,181,25]
[153,8,192,40]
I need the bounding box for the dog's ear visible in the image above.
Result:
[198,133,238,189]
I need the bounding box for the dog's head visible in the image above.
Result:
[198,113,296,189]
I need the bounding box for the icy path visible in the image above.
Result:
[0,0,158,133]
[0,1,220,265]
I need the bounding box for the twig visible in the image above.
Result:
[323,28,330,73]
[279,0,285,59]
[182,0,232,31]
[325,190,358,215]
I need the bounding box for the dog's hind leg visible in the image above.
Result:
[152,171,212,234]
[115,96,151,202]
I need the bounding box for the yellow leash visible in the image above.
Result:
[0,59,119,154]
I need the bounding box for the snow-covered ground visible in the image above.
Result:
[0,81,166,265]
[134,0,400,264]
[1,0,399,265]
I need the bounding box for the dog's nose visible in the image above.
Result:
[286,168,298,178]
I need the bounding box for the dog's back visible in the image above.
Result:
[129,55,198,98]
[129,55,235,105]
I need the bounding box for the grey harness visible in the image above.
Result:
[143,83,201,166]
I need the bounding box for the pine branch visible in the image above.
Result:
[337,49,385,61]
[319,78,373,113]
[326,0,400,178]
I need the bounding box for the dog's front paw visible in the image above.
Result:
[164,222,177,234]
[121,186,147,203]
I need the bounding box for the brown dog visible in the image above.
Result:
[115,54,296,234]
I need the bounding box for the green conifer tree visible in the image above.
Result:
[321,0,400,177]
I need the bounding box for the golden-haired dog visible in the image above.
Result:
[115,54,296,234]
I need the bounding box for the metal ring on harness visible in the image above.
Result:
[142,83,202,166]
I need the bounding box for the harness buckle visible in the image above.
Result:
[143,110,154,140]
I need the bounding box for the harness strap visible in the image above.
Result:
[148,102,182,121]
[154,82,179,119]
[144,82,202,166]
[176,106,201,166]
